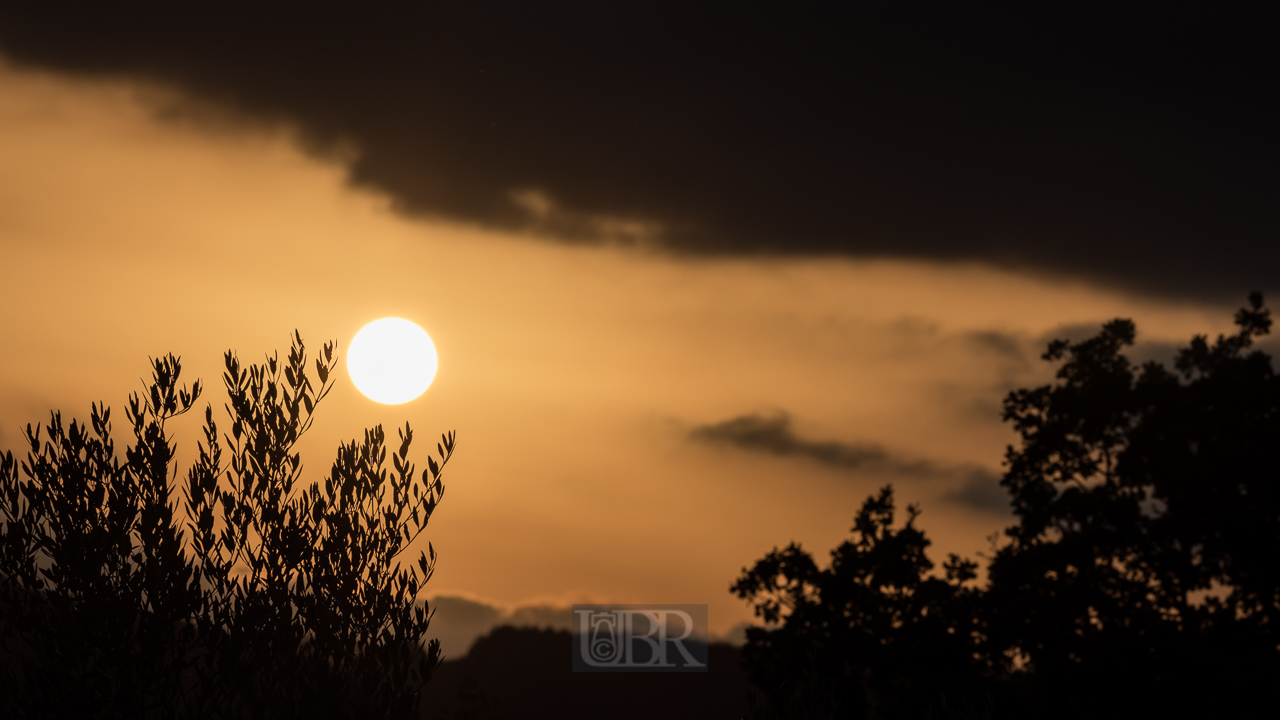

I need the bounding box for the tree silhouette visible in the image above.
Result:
[733,486,986,719]
[986,292,1278,717]
[735,294,1279,719]
[0,333,453,719]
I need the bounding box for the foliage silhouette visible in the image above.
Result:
[735,293,1280,719]
[0,333,453,719]
[733,486,986,719]
[985,291,1278,717]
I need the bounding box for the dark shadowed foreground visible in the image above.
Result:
[420,627,750,720]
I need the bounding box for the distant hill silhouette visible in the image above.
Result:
[419,626,752,720]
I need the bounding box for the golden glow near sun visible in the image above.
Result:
[347,318,439,404]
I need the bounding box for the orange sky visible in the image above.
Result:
[0,63,1246,654]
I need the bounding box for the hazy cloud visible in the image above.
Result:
[941,470,1012,516]
[691,412,1008,514]
[426,595,574,660]
[425,596,503,660]
[963,330,1029,366]
[0,3,1274,299]
[506,603,573,631]
[713,621,753,647]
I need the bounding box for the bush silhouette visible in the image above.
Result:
[735,294,1280,719]
[0,333,454,719]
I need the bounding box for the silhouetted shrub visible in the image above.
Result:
[0,333,453,719]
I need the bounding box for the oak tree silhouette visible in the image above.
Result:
[986,291,1278,717]
[735,294,1279,719]
[0,333,453,719]
[732,486,986,719]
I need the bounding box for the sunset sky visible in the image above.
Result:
[1,5,1275,657]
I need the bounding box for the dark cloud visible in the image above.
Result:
[0,3,1275,298]
[691,412,1007,514]
[691,412,932,475]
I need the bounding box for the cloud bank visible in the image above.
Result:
[0,3,1275,299]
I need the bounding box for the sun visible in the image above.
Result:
[347,318,438,404]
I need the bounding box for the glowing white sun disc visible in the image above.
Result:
[347,318,438,404]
